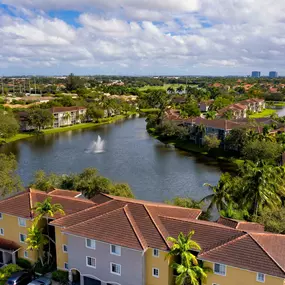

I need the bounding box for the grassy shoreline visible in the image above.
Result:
[1,114,129,144]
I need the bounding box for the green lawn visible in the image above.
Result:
[1,115,127,144]
[249,109,276,118]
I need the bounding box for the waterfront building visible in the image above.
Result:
[252,71,261,78]
[0,189,284,285]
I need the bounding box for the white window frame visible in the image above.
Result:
[110,244,121,256]
[85,238,96,250]
[62,244,68,253]
[18,218,26,227]
[86,256,96,269]
[214,263,226,276]
[153,249,159,257]
[24,251,28,259]
[64,263,69,270]
[110,263,121,276]
[19,233,27,244]
[257,273,265,283]
[0,228,4,236]
[152,268,159,278]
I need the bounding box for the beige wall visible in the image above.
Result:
[0,214,37,262]
[204,261,284,285]
[145,248,174,285]
[55,227,68,270]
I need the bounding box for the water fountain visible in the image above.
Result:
[86,135,105,153]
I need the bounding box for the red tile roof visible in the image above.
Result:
[0,189,95,219]
[217,217,265,232]
[48,189,80,198]
[0,237,21,251]
[50,106,86,113]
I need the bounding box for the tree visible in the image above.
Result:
[65,73,84,91]
[167,232,210,285]
[87,105,105,122]
[27,109,54,131]
[202,173,233,212]
[0,110,19,140]
[205,111,216,120]
[221,110,233,120]
[26,224,48,266]
[225,128,248,152]
[181,102,201,117]
[166,197,203,209]
[242,140,282,163]
[240,162,285,216]
[204,134,221,150]
[0,154,23,197]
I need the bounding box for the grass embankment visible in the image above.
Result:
[2,114,128,144]
[266,101,285,107]
[249,109,277,118]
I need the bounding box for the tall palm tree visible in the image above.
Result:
[202,173,233,212]
[26,224,48,266]
[33,198,65,263]
[166,231,210,285]
[241,162,285,216]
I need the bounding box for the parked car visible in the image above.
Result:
[6,271,33,285]
[27,277,51,285]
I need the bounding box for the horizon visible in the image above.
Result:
[0,0,285,76]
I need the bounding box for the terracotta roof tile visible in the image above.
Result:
[0,237,21,251]
[217,217,264,232]
[199,234,285,278]
[49,189,81,198]
[50,106,86,113]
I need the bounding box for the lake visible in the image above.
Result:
[0,117,222,202]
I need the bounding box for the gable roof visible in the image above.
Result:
[0,189,95,219]
[48,189,81,198]
[217,217,265,232]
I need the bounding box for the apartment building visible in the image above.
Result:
[51,107,87,128]
[0,190,285,285]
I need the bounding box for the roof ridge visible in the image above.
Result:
[144,205,170,249]
[249,233,285,274]
[200,233,248,256]
[0,190,28,204]
[28,188,34,219]
[123,205,147,250]
[47,193,95,204]
[50,200,114,227]
[63,205,125,231]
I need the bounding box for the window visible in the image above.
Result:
[62,245,68,253]
[86,257,96,268]
[152,268,159,278]
[110,263,121,276]
[110,245,121,256]
[64,263,69,270]
[18,218,26,227]
[24,251,28,258]
[86,238,96,249]
[257,273,265,283]
[214,263,226,276]
[153,249,159,257]
[0,228,4,236]
[19,234,27,243]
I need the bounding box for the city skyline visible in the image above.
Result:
[0,1,285,76]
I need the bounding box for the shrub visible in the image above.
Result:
[0,264,22,285]
[52,270,69,284]
[16,258,32,269]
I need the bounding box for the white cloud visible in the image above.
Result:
[1,0,285,75]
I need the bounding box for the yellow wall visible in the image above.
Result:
[145,248,173,285]
[55,227,68,270]
[0,214,37,262]
[204,261,284,285]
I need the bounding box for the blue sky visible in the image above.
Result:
[0,0,285,76]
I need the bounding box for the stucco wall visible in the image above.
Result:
[0,214,37,262]
[204,261,284,285]
[55,227,68,270]
[67,234,144,285]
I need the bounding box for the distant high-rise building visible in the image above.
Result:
[269,71,278,78]
[252,71,261,78]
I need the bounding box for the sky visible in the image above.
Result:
[0,0,285,76]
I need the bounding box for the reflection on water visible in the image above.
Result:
[0,118,223,202]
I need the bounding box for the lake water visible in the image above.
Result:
[0,117,222,202]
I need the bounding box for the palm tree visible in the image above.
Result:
[63,112,71,125]
[26,224,48,266]
[241,162,285,216]
[166,231,210,285]
[202,173,233,212]
[33,198,65,263]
